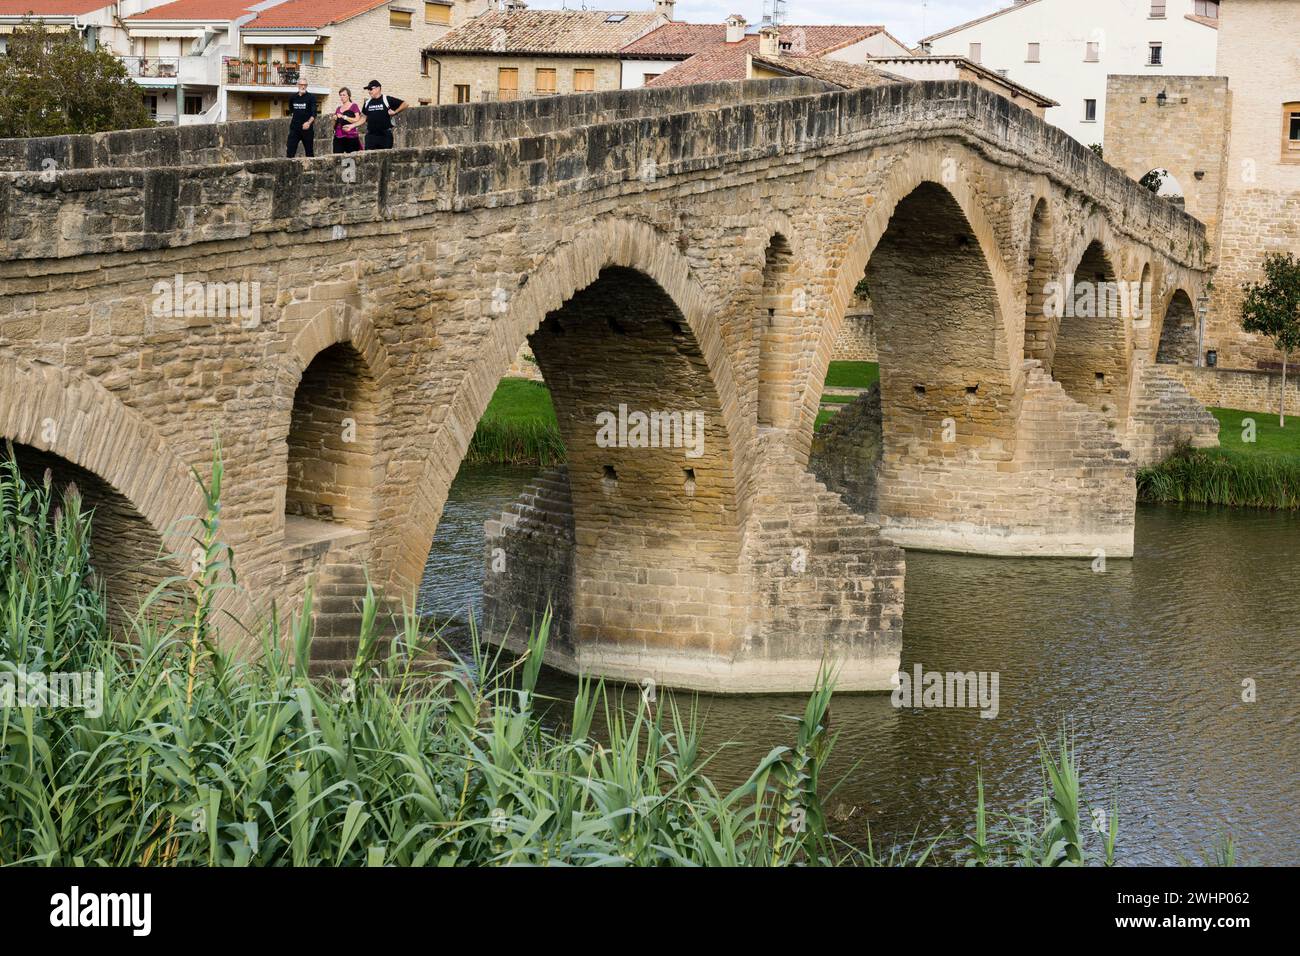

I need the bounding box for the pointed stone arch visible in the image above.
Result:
[388,217,744,594]
[0,355,255,634]
[798,145,1021,463]
[1157,289,1199,365]
[1052,235,1131,425]
[1023,196,1059,363]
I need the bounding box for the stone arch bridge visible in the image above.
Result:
[0,79,1217,691]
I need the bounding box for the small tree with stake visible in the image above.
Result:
[1240,252,1300,426]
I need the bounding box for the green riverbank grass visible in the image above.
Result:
[1210,407,1300,457]
[1138,445,1300,509]
[1138,407,1300,509]
[824,361,880,390]
[466,378,564,466]
[0,450,1128,867]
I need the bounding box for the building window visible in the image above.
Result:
[285,47,323,66]
[497,67,518,100]
[1284,102,1300,163]
[535,67,556,94]
[643,73,660,83]
[1148,42,1163,66]
[1085,41,1099,62]
[1150,1,1166,18]
[454,83,470,103]
[390,8,413,29]
[425,1,451,24]
[420,53,429,77]
[1084,99,1097,123]
[1027,42,1040,62]
[184,94,203,115]
[142,94,158,119]
[1193,0,1218,17]
[574,68,595,92]
[968,42,981,64]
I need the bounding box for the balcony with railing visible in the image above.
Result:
[122,56,180,80]
[121,52,225,87]
[223,58,329,89]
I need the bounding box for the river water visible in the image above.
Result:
[421,463,1300,865]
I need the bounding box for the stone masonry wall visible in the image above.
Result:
[830,305,877,361]
[1164,364,1300,416]
[1104,75,1231,247]
[434,55,623,105]
[0,78,828,173]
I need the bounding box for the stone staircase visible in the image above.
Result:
[1017,360,1134,469]
[742,440,905,664]
[481,466,576,660]
[304,554,419,679]
[1124,359,1220,467]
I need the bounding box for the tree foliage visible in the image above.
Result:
[1241,253,1300,355]
[0,22,153,138]
[1138,168,1165,194]
[1241,252,1300,425]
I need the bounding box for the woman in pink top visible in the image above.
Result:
[332,87,362,154]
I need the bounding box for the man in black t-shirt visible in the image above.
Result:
[286,79,317,158]
[360,79,407,150]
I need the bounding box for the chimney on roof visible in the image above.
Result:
[758,25,779,57]
[500,0,526,12]
[725,14,746,44]
[654,0,674,21]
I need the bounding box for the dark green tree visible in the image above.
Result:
[0,22,153,137]
[1240,252,1300,426]
[1138,168,1165,194]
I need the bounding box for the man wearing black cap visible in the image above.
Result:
[359,80,407,151]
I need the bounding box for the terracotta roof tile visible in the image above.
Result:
[0,1,114,14]
[428,10,662,55]
[620,22,727,58]
[750,53,898,90]
[643,25,884,88]
[245,0,392,30]
[126,0,256,21]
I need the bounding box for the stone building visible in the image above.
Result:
[866,54,1058,120]
[227,0,483,119]
[921,0,1220,146]
[425,6,666,104]
[627,17,910,89]
[122,0,254,125]
[0,0,165,55]
[1105,0,1300,376]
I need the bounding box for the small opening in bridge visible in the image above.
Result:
[966,385,978,395]
[914,385,926,396]
[1095,372,1106,385]
[683,468,696,497]
[602,464,618,489]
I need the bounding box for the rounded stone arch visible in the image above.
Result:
[1050,221,1133,424]
[273,304,394,535]
[0,355,215,629]
[282,302,395,391]
[798,147,1022,459]
[387,216,746,591]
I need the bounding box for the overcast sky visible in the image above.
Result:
[523,1,1009,46]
